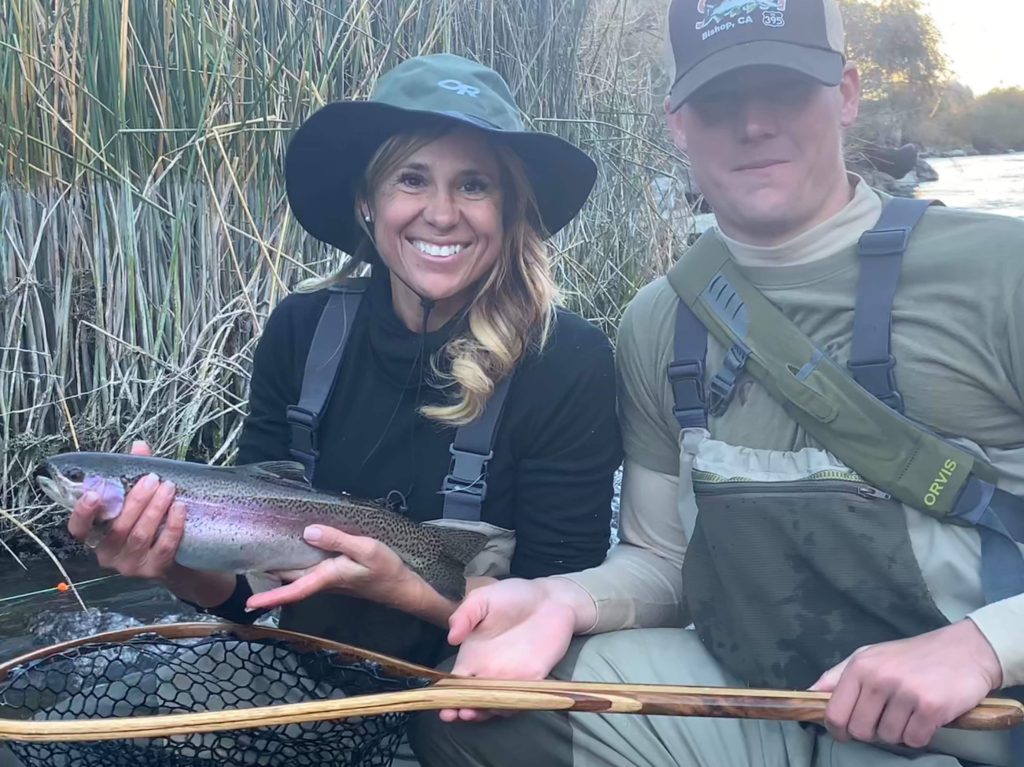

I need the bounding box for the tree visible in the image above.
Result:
[840,0,949,145]
[967,88,1024,153]
[912,80,974,151]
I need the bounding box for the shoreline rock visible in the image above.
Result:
[915,158,939,182]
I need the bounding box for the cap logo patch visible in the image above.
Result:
[696,0,786,36]
[438,79,480,98]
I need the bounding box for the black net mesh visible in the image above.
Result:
[0,629,433,767]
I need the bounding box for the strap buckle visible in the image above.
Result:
[667,359,704,382]
[286,405,320,455]
[442,445,492,500]
[667,359,707,429]
[708,343,750,417]
[847,355,905,412]
[857,227,911,257]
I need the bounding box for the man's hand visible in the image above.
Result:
[439,577,589,723]
[245,525,441,616]
[810,620,1003,748]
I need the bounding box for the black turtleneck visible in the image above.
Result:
[228,269,622,662]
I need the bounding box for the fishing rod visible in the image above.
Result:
[0,623,1020,743]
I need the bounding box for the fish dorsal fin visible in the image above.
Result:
[242,461,311,486]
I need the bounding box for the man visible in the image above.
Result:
[411,0,1024,765]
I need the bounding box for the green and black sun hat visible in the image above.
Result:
[285,53,598,254]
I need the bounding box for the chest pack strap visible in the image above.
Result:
[665,200,1024,609]
[286,281,510,522]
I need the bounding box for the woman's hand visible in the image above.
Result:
[67,441,186,580]
[245,525,450,621]
[66,441,236,607]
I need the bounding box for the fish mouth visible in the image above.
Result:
[36,464,79,509]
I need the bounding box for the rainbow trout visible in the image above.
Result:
[37,452,488,600]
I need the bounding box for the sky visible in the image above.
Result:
[919,0,1023,95]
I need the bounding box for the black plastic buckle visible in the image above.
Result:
[877,390,906,413]
[667,359,704,381]
[708,343,750,417]
[286,405,320,454]
[287,447,318,473]
[707,374,735,417]
[858,227,911,257]
[949,476,992,526]
[443,445,493,499]
[667,360,705,399]
[667,359,707,428]
[847,355,904,413]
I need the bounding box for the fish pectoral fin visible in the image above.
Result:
[434,527,489,566]
[239,461,311,485]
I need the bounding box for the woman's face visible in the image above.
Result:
[367,129,505,322]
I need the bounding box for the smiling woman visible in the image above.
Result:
[63,54,623,677]
[333,126,558,427]
[366,130,507,329]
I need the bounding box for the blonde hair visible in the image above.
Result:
[297,127,558,426]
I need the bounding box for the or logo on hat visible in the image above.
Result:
[696,0,786,32]
[438,79,481,98]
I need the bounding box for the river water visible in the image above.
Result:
[915,152,1024,219]
[0,152,1022,728]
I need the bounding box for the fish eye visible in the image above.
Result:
[64,468,85,482]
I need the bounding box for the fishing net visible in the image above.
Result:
[0,625,434,767]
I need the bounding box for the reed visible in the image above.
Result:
[0,0,692,547]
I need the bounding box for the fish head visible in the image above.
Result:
[38,453,131,521]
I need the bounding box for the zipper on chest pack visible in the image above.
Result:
[692,472,894,501]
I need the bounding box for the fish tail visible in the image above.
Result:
[432,562,470,602]
[427,527,489,601]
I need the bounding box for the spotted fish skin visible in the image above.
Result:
[38,452,487,600]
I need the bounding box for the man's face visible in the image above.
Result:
[667,66,860,245]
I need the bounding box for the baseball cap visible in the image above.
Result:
[668,0,846,111]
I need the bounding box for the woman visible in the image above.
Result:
[67,53,621,666]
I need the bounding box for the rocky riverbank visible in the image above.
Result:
[855,157,939,197]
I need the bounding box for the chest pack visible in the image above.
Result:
[666,197,1024,609]
[284,280,512,523]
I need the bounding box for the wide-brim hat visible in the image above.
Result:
[286,53,597,254]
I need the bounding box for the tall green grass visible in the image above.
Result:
[1,0,691,542]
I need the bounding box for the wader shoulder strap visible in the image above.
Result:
[287,282,367,482]
[442,374,513,522]
[669,303,709,430]
[848,197,937,412]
